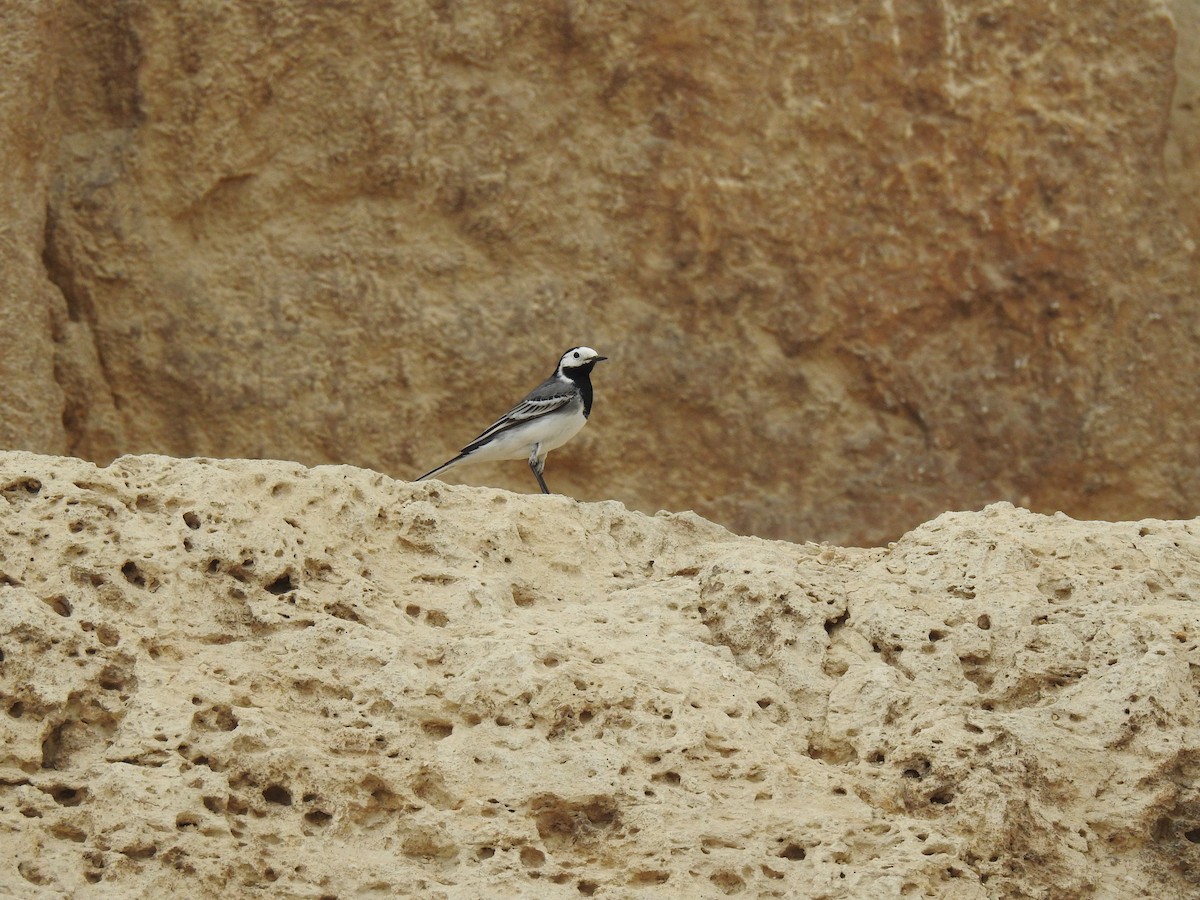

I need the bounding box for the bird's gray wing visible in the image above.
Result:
[460,376,576,452]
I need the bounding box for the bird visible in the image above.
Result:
[417,346,607,494]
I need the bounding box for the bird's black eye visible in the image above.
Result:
[573,351,580,358]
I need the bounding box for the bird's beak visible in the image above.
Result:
[593,355,608,363]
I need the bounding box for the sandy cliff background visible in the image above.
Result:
[2,0,1199,544]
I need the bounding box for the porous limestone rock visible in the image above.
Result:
[0,451,1197,897]
[2,1,1198,545]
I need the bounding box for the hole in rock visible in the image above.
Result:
[41,724,70,770]
[265,574,295,595]
[710,871,745,893]
[183,511,201,529]
[51,823,87,842]
[304,810,332,826]
[99,666,129,691]
[42,595,71,617]
[630,871,669,885]
[520,846,546,868]
[779,843,806,860]
[196,704,239,732]
[262,785,292,806]
[577,881,598,895]
[121,562,147,588]
[477,846,495,859]
[326,602,363,623]
[824,611,849,635]
[4,478,41,496]
[976,614,991,630]
[532,794,621,845]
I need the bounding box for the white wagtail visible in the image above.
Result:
[417,346,607,494]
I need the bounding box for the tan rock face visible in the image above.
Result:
[0,452,1197,897]
[1167,0,1200,238]
[0,6,68,456]
[0,1,1189,544]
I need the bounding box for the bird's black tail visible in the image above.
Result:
[416,455,466,482]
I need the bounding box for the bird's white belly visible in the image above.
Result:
[468,408,588,463]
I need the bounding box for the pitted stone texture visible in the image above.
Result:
[0,452,1197,898]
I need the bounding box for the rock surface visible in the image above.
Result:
[1167,0,1200,238]
[0,5,69,456]
[2,1,1199,545]
[0,451,1197,898]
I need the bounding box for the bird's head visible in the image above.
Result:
[558,346,607,374]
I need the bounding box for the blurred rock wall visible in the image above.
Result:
[3,0,1199,544]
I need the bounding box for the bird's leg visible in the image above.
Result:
[528,445,550,494]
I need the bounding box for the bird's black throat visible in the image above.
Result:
[561,361,598,418]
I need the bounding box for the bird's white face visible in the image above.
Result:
[559,347,606,370]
